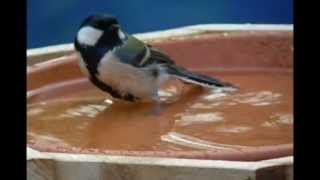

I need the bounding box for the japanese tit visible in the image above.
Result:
[74,14,237,103]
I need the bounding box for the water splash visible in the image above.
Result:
[175,112,224,126]
[262,113,294,127]
[201,90,282,107]
[215,126,252,133]
[161,132,247,151]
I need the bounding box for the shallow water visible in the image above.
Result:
[27,70,293,152]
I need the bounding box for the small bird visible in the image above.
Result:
[74,14,237,103]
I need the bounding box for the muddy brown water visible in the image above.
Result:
[27,69,292,153]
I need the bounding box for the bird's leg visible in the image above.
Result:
[143,89,163,117]
[151,91,162,116]
[152,99,161,116]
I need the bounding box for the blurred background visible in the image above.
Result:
[27,0,292,49]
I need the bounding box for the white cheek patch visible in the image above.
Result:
[118,29,126,40]
[77,26,103,46]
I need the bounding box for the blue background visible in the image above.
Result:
[27,0,293,48]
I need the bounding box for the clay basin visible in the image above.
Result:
[27,25,293,162]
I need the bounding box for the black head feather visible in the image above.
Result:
[75,14,123,50]
[79,14,119,31]
[74,14,125,76]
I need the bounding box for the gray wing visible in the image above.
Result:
[113,35,149,67]
[144,44,176,66]
[114,34,175,67]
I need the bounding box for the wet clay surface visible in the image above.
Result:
[27,70,293,155]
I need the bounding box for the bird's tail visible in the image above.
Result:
[165,65,238,92]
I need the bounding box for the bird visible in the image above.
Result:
[74,14,237,104]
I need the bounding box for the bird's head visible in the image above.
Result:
[74,14,127,50]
